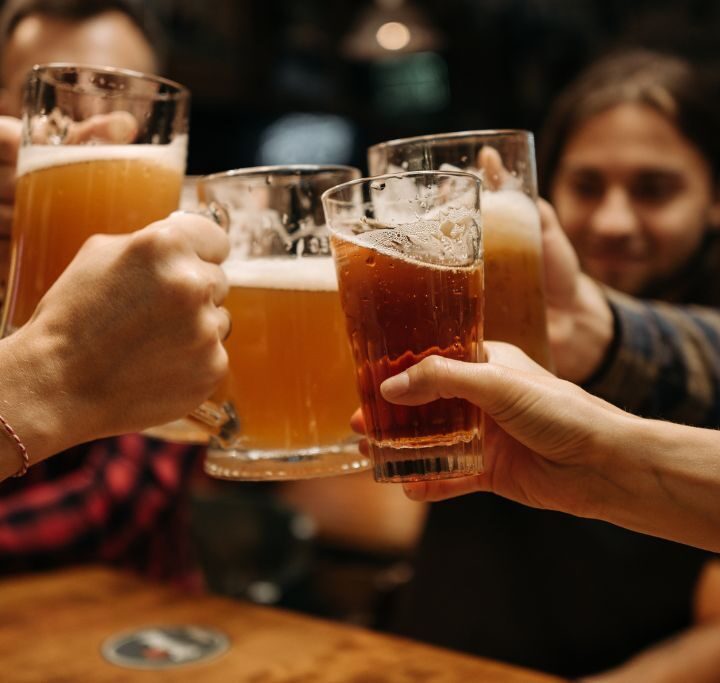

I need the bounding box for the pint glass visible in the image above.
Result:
[202,166,370,480]
[322,171,484,483]
[368,130,552,369]
[2,64,189,334]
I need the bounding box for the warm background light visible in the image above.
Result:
[376,21,411,51]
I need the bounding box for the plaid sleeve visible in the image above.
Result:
[0,434,201,579]
[584,287,720,427]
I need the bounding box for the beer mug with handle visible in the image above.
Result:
[368,130,552,369]
[202,166,371,480]
[2,63,238,443]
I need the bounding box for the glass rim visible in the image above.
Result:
[368,129,533,153]
[321,169,483,205]
[30,62,189,102]
[200,164,361,185]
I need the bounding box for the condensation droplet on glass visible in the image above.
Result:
[365,254,375,267]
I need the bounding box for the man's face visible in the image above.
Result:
[551,103,720,295]
[0,10,158,117]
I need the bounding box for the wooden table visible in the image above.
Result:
[0,567,565,682]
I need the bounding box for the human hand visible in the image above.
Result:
[364,342,634,518]
[10,212,230,455]
[539,199,615,382]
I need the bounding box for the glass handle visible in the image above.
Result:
[188,400,239,448]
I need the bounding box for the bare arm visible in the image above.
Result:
[379,343,720,552]
[0,213,229,481]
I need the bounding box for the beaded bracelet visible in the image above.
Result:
[0,413,29,477]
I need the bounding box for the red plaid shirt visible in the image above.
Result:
[0,434,202,582]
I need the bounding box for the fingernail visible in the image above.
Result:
[381,372,410,399]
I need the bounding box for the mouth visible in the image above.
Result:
[584,249,646,267]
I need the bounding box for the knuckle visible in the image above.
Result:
[130,223,184,258]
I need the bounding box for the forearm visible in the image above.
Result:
[583,622,720,683]
[590,417,720,552]
[584,292,720,426]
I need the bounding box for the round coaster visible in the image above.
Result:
[101,625,230,670]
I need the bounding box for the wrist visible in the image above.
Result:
[0,323,89,470]
[588,416,720,551]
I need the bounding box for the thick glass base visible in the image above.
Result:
[370,431,482,483]
[204,441,370,481]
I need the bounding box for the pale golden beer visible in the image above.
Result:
[3,143,185,332]
[201,165,370,480]
[2,64,190,335]
[205,257,364,479]
[215,258,358,441]
[481,189,551,368]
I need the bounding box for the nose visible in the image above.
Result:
[589,186,639,239]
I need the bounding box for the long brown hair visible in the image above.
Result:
[538,50,720,196]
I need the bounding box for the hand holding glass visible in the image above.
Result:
[322,171,484,483]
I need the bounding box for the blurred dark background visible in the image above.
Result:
[132,0,720,177]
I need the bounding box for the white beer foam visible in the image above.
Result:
[16,134,187,177]
[340,210,481,271]
[482,189,540,237]
[224,256,339,291]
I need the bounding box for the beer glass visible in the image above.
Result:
[368,130,552,369]
[202,166,371,480]
[322,171,484,483]
[2,63,189,334]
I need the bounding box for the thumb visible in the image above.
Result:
[380,354,538,419]
[65,111,138,144]
[477,146,518,190]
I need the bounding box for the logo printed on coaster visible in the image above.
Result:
[101,625,230,669]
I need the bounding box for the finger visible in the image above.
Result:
[537,197,563,235]
[199,261,229,305]
[350,408,365,434]
[403,474,490,501]
[217,306,232,341]
[64,111,138,145]
[152,212,230,264]
[379,354,545,416]
[477,147,515,191]
[0,116,21,164]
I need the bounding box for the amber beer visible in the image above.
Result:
[331,230,484,482]
[204,256,362,479]
[2,141,186,333]
[483,189,551,368]
[367,131,552,369]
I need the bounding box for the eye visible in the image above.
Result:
[630,173,682,204]
[567,173,604,200]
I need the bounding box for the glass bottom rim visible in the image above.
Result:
[204,441,371,481]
